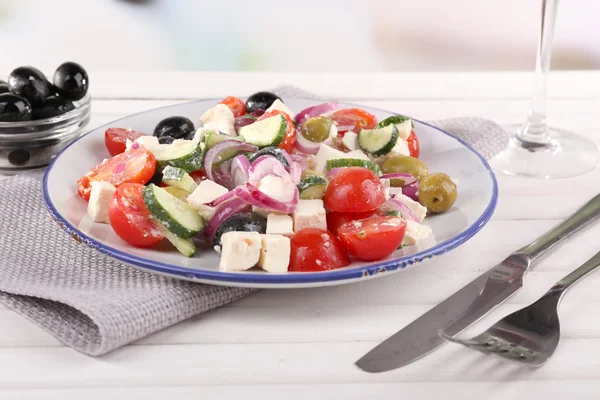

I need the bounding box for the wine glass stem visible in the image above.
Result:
[518,0,559,145]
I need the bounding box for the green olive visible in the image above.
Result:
[301,116,334,143]
[381,155,428,187]
[418,173,457,213]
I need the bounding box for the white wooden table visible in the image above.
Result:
[2,71,600,399]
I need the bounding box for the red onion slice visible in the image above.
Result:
[401,181,419,202]
[249,155,286,181]
[290,161,302,184]
[206,190,236,207]
[234,109,266,133]
[383,198,419,222]
[204,140,258,181]
[204,198,251,244]
[231,154,251,187]
[295,102,339,125]
[335,125,356,132]
[234,182,299,214]
[326,167,347,180]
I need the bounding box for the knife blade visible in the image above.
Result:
[355,193,600,373]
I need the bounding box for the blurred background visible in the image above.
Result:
[0,0,598,73]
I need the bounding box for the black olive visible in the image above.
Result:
[31,96,75,120]
[53,62,89,101]
[248,146,290,167]
[0,93,33,122]
[0,80,6,85]
[214,212,267,247]
[245,91,281,113]
[8,66,52,105]
[153,116,195,139]
[158,135,176,144]
[0,84,9,95]
[148,169,163,186]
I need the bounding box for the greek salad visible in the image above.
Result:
[78,92,458,273]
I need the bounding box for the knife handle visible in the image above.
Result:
[515,193,600,265]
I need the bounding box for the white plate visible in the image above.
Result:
[43,98,497,288]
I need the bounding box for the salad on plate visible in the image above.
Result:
[77,91,458,273]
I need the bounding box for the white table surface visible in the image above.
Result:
[2,71,600,399]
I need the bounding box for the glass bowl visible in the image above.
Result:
[0,94,91,174]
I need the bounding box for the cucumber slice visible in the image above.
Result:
[297,175,328,200]
[163,186,191,202]
[237,114,286,148]
[161,166,198,193]
[376,115,414,129]
[385,210,401,217]
[151,140,204,172]
[153,219,197,257]
[326,158,381,175]
[358,125,399,157]
[143,184,205,238]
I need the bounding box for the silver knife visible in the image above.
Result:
[356,193,600,373]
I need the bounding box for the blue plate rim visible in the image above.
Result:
[42,97,498,285]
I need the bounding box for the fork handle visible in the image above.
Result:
[553,250,600,293]
[515,193,600,265]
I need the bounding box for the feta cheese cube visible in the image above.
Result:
[402,219,433,246]
[126,135,160,151]
[313,144,345,175]
[266,214,294,236]
[395,120,412,140]
[381,178,391,200]
[87,181,116,223]
[389,187,403,198]
[200,104,235,136]
[194,127,206,142]
[265,99,294,119]
[258,234,291,273]
[341,131,359,151]
[251,175,294,217]
[293,199,327,232]
[345,149,370,161]
[219,232,262,271]
[390,138,410,156]
[187,180,229,221]
[395,193,427,222]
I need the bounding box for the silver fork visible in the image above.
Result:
[441,249,600,366]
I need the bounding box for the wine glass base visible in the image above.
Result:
[490,124,600,179]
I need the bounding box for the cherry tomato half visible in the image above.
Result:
[219,96,247,118]
[289,228,350,272]
[324,167,386,213]
[330,108,377,134]
[407,130,420,158]
[257,109,297,153]
[326,209,384,236]
[338,215,407,261]
[77,148,157,200]
[189,169,208,185]
[104,128,146,157]
[108,183,165,248]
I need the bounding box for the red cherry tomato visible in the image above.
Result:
[338,215,407,261]
[324,167,386,213]
[77,148,157,201]
[104,128,146,157]
[407,130,420,158]
[189,169,208,185]
[289,228,350,272]
[219,96,247,118]
[108,183,165,248]
[257,110,296,153]
[326,209,384,236]
[330,108,377,135]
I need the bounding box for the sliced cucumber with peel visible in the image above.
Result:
[152,218,197,257]
[163,186,191,202]
[326,158,381,175]
[205,131,245,161]
[358,125,399,157]
[151,140,204,172]
[237,114,286,148]
[297,175,328,200]
[161,166,198,193]
[143,184,205,238]
[376,115,414,129]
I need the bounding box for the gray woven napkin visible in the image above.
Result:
[0,86,509,356]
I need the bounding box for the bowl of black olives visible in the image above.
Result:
[0,62,91,173]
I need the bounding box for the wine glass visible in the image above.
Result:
[491,0,600,178]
